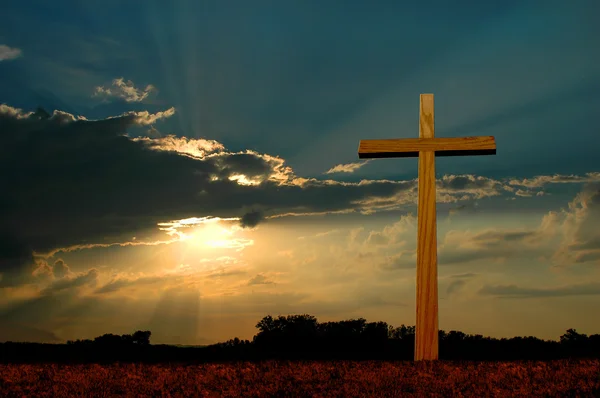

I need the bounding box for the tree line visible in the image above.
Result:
[1,314,598,363]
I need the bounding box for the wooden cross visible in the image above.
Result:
[358,94,496,360]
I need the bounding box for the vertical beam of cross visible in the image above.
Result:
[415,94,438,360]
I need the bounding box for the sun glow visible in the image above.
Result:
[183,224,233,248]
[158,217,254,252]
[179,224,254,251]
[228,174,262,186]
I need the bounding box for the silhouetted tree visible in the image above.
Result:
[94,333,123,346]
[560,328,588,344]
[388,324,415,340]
[2,316,600,363]
[132,330,152,345]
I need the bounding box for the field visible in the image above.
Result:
[0,359,598,397]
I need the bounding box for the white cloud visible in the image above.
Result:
[508,173,600,188]
[127,107,176,125]
[324,161,370,174]
[0,104,33,119]
[366,214,415,246]
[93,77,157,102]
[131,135,225,159]
[551,183,600,267]
[0,45,22,61]
[437,214,560,266]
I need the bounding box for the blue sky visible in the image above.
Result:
[0,0,599,345]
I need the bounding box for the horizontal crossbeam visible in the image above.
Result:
[358,136,497,159]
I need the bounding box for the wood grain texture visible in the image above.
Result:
[415,94,438,361]
[419,94,434,139]
[358,136,497,158]
[416,150,439,360]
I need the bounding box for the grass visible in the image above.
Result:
[0,359,598,397]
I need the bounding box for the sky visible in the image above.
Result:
[0,0,599,346]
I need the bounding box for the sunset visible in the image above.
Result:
[0,0,599,395]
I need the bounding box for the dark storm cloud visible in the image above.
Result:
[0,103,553,286]
[212,153,275,180]
[52,259,70,279]
[0,105,424,286]
[0,234,35,285]
[240,210,265,229]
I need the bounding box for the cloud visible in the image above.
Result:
[448,204,467,217]
[1,102,596,287]
[508,173,600,188]
[52,259,70,279]
[247,274,275,286]
[94,275,166,294]
[93,77,156,102]
[363,203,569,271]
[366,214,415,246]
[0,45,22,61]
[438,229,535,265]
[471,230,537,245]
[437,208,565,266]
[446,273,477,297]
[478,282,600,298]
[205,268,247,279]
[31,258,72,282]
[379,250,417,270]
[450,273,478,279]
[114,107,176,125]
[551,182,600,267]
[240,211,265,229]
[447,203,480,221]
[446,280,467,296]
[0,104,34,119]
[369,180,600,271]
[324,161,370,174]
[131,135,225,158]
[40,269,98,296]
[437,175,509,200]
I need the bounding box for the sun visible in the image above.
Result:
[158,217,254,255]
[183,224,235,248]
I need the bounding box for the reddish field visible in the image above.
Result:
[0,359,598,397]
